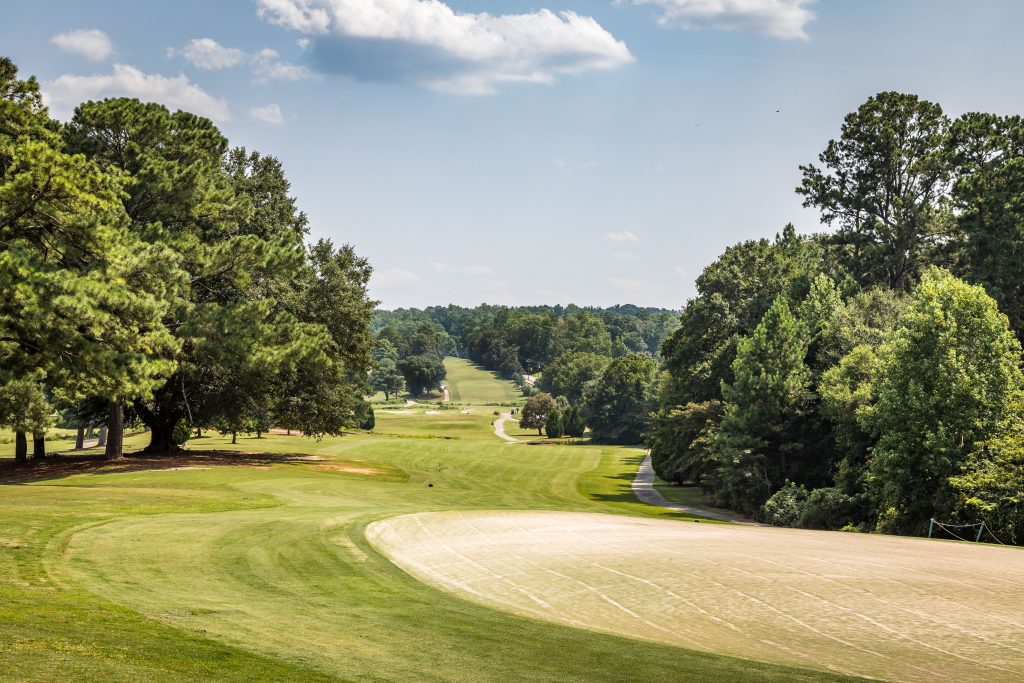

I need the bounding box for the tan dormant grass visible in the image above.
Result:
[368,510,1024,683]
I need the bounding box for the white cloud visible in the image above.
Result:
[629,0,815,39]
[50,29,114,61]
[297,38,312,49]
[256,0,634,95]
[373,267,420,287]
[168,38,247,70]
[250,103,284,124]
[431,261,454,273]
[611,251,639,261]
[167,38,315,82]
[673,265,688,277]
[608,277,653,294]
[603,230,639,243]
[462,265,496,276]
[45,65,231,121]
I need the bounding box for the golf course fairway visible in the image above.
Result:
[4,363,1021,681]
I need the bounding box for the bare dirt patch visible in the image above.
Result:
[367,510,1024,683]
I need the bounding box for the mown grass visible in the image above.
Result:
[443,357,522,404]
[1,404,852,682]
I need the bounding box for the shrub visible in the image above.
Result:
[761,482,809,527]
[798,487,865,530]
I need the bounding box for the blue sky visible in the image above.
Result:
[4,1,1024,309]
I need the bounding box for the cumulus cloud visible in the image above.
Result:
[373,267,420,287]
[50,29,114,61]
[250,103,284,124]
[256,0,634,94]
[168,38,315,82]
[45,64,231,121]
[611,251,639,261]
[167,38,247,69]
[628,0,814,39]
[604,230,639,243]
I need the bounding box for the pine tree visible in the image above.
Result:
[545,410,564,438]
[717,296,811,506]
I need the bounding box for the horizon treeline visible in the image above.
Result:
[0,57,376,459]
[652,92,1024,544]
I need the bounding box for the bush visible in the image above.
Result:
[172,419,192,446]
[761,482,809,527]
[798,487,865,530]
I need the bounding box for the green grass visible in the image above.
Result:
[1,408,851,682]
[443,357,522,404]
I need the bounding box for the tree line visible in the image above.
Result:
[651,92,1024,544]
[0,58,376,460]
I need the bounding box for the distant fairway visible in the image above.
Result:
[6,397,1018,682]
[369,510,1024,683]
[443,357,522,403]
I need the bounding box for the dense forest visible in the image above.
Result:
[652,92,1024,543]
[0,58,376,458]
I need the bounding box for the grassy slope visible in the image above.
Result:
[1,404,850,681]
[443,357,522,404]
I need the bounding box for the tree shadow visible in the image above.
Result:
[0,450,348,485]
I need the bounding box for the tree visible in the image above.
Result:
[545,409,564,438]
[660,226,833,406]
[1,61,181,458]
[818,344,879,493]
[370,359,405,400]
[520,393,557,436]
[950,399,1024,544]
[868,268,1023,534]
[798,91,953,290]
[66,99,373,453]
[398,355,446,396]
[555,312,612,357]
[0,377,52,462]
[538,352,609,404]
[649,400,723,486]
[716,296,811,507]
[562,405,586,438]
[948,113,1024,337]
[583,354,658,444]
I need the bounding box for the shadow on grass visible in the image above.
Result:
[0,449,378,485]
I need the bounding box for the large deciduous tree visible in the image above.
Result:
[583,354,658,444]
[64,98,373,453]
[868,268,1023,534]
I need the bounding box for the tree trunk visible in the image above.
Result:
[286,428,291,436]
[33,433,45,459]
[142,421,179,455]
[195,427,202,438]
[231,430,237,445]
[86,425,94,438]
[14,431,27,462]
[75,422,85,450]
[105,401,124,459]
[97,424,107,447]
